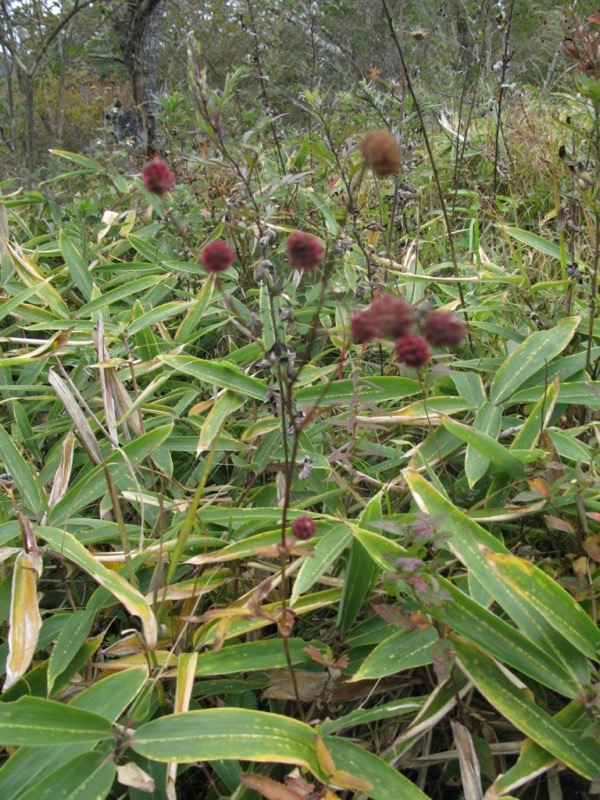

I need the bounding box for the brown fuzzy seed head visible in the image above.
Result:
[395,334,431,368]
[286,231,325,269]
[423,311,466,347]
[141,158,175,194]
[350,310,377,344]
[370,293,415,339]
[291,516,316,541]
[200,240,235,272]
[360,130,401,177]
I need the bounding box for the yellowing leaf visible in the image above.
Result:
[4,551,43,692]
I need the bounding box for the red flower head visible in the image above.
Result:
[395,334,430,368]
[141,158,175,195]
[350,310,377,344]
[369,293,415,339]
[286,231,325,270]
[291,516,316,541]
[200,240,235,273]
[422,310,466,347]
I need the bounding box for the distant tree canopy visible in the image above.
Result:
[0,0,582,176]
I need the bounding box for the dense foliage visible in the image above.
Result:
[0,4,599,800]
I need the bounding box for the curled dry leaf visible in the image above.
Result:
[4,551,43,692]
[242,773,306,800]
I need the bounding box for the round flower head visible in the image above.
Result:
[286,231,324,270]
[369,293,415,339]
[200,240,235,273]
[359,130,401,177]
[350,310,377,344]
[291,516,316,541]
[395,334,430,368]
[141,158,175,195]
[422,310,466,347]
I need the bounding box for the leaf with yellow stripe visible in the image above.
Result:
[485,550,600,660]
[453,638,600,780]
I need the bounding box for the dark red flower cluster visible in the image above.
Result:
[286,231,324,270]
[141,159,175,195]
[200,240,235,272]
[422,310,466,347]
[291,516,316,541]
[350,295,466,370]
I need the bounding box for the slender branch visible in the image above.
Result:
[380,0,469,324]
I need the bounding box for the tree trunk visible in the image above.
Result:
[114,0,165,154]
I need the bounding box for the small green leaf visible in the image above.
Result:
[47,609,95,695]
[161,355,267,400]
[465,402,502,487]
[0,422,47,517]
[59,232,93,301]
[350,628,438,681]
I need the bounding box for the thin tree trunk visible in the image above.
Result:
[114,0,165,154]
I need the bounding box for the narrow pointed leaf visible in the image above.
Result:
[36,526,157,649]
[19,751,115,800]
[0,696,113,746]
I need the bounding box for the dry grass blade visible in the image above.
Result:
[3,550,43,692]
[451,720,483,800]
[48,367,102,464]
[43,432,75,523]
[94,319,118,445]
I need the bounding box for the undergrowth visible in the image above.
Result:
[0,9,599,800]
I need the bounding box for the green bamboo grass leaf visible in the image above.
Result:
[350,628,438,681]
[503,226,585,266]
[490,317,579,405]
[465,402,502,487]
[47,608,95,695]
[291,524,351,603]
[193,639,313,677]
[453,639,600,779]
[129,300,192,336]
[48,424,173,525]
[196,391,245,454]
[131,708,327,779]
[175,275,215,342]
[161,355,267,400]
[434,580,578,697]
[295,376,420,406]
[49,150,104,172]
[36,526,157,649]
[131,299,160,361]
[510,378,559,450]
[18,752,115,800]
[0,278,56,324]
[0,696,113,746]
[324,737,429,800]
[490,702,588,798]
[337,494,382,633]
[0,668,148,800]
[443,417,524,477]
[511,381,600,407]
[59,232,93,301]
[76,276,162,317]
[303,188,339,234]
[485,551,600,660]
[0,422,47,517]
[404,470,590,685]
[321,698,423,735]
